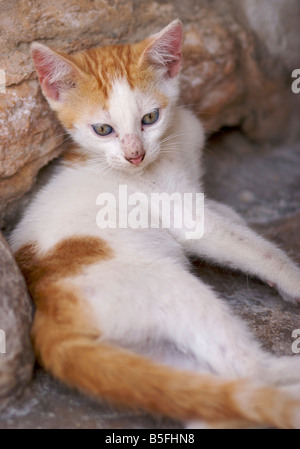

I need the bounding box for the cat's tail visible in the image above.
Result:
[32,308,300,429]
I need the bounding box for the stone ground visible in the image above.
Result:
[0,129,300,429]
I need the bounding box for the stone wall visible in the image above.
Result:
[0,0,299,230]
[0,232,33,411]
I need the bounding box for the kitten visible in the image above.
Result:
[9,20,300,429]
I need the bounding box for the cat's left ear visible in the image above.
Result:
[31,42,81,103]
[142,19,183,78]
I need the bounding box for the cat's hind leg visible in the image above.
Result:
[84,259,300,388]
[152,268,300,387]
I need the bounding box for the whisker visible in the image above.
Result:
[200,145,214,155]
[160,142,201,150]
[159,132,193,145]
[53,132,71,140]
[176,103,203,109]
[176,103,220,116]
[50,135,73,153]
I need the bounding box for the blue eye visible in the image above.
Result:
[92,123,113,136]
[142,109,159,126]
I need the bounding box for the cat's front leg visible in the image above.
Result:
[180,201,300,305]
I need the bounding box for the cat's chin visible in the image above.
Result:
[119,163,147,174]
[106,161,145,175]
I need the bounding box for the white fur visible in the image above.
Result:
[10,34,300,427]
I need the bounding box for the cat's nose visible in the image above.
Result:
[125,150,145,165]
[121,133,145,165]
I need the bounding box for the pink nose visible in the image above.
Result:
[126,151,145,165]
[121,133,145,165]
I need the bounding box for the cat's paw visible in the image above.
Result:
[267,281,300,304]
[269,267,300,305]
[277,286,300,305]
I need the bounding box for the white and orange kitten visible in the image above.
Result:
[10,20,300,428]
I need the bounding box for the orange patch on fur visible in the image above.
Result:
[55,38,168,129]
[15,235,113,385]
[71,41,154,95]
[15,235,113,301]
[31,283,101,371]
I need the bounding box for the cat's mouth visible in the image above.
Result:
[126,152,145,166]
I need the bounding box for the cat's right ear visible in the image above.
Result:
[141,20,183,78]
[31,42,81,102]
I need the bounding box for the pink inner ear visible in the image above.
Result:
[167,54,182,78]
[40,76,60,101]
[32,46,76,101]
[147,21,183,78]
[32,50,48,81]
[164,25,183,78]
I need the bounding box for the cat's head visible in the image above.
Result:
[31,20,183,173]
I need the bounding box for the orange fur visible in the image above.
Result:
[46,39,168,130]
[15,237,299,428]
[15,236,113,299]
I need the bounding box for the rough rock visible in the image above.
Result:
[1,0,300,228]
[204,130,300,225]
[0,231,34,411]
